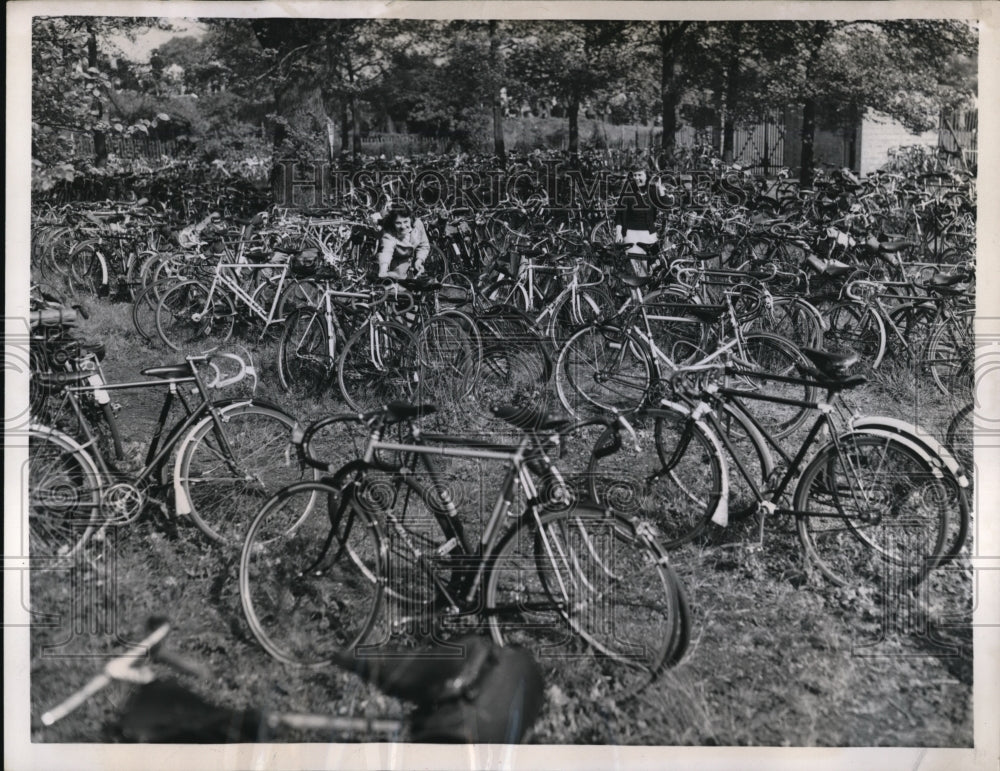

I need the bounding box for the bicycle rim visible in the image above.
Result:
[240,480,383,667]
[485,507,682,700]
[795,434,951,589]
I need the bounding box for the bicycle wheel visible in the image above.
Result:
[546,286,614,348]
[555,324,655,417]
[240,478,384,667]
[589,219,616,247]
[155,280,235,353]
[750,297,824,349]
[176,402,308,546]
[945,401,974,478]
[485,506,684,700]
[275,278,322,320]
[732,332,818,439]
[795,433,952,588]
[588,405,725,548]
[67,240,108,296]
[27,425,103,562]
[410,312,481,407]
[278,308,335,393]
[131,278,173,344]
[469,309,551,427]
[887,303,938,363]
[926,309,974,398]
[823,300,887,373]
[337,320,419,412]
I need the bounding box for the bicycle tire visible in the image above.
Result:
[926,309,974,398]
[712,400,775,522]
[67,240,109,296]
[410,312,482,407]
[545,286,614,348]
[794,433,951,588]
[732,331,818,439]
[555,324,655,417]
[278,308,336,393]
[131,278,172,344]
[176,402,308,546]
[155,279,235,353]
[336,319,419,412]
[485,505,684,700]
[239,477,384,667]
[27,424,103,563]
[749,297,824,350]
[588,405,726,548]
[944,401,974,478]
[823,300,887,373]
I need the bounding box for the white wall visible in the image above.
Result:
[859,110,938,175]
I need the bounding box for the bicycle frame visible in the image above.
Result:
[312,417,577,620]
[200,261,293,330]
[669,368,879,523]
[52,367,244,492]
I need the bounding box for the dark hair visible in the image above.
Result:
[382,205,414,231]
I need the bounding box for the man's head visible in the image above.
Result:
[629,167,648,188]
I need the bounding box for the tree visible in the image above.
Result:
[509,21,630,156]
[758,20,977,184]
[32,16,169,172]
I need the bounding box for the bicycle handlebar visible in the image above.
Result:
[40,622,172,727]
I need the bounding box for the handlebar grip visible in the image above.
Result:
[40,621,171,726]
[40,673,113,726]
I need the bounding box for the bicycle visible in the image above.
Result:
[239,401,690,700]
[154,252,302,352]
[38,617,545,744]
[29,353,308,553]
[555,263,817,439]
[585,344,970,588]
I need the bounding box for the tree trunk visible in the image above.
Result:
[351,94,362,159]
[326,116,337,165]
[567,94,580,156]
[799,97,817,187]
[799,22,830,187]
[658,21,690,155]
[86,24,108,168]
[722,27,742,164]
[340,102,350,153]
[489,20,506,165]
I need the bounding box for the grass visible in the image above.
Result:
[27,288,973,746]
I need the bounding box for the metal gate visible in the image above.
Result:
[732,112,786,176]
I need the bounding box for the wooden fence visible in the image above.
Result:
[939,107,978,170]
[63,129,180,161]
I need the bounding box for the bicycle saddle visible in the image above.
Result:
[866,235,916,254]
[384,401,437,421]
[34,370,94,394]
[492,404,569,433]
[926,271,967,288]
[801,348,857,374]
[620,274,653,288]
[396,277,442,293]
[141,363,194,380]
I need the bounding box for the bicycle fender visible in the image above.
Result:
[171,399,276,517]
[659,400,730,528]
[836,428,956,487]
[850,417,969,488]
